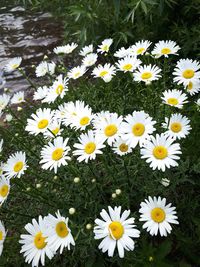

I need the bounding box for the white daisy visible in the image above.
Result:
[173,59,200,86]
[141,134,182,172]
[162,113,191,140]
[44,210,75,254]
[92,63,116,82]
[19,216,54,267]
[79,44,93,56]
[4,57,22,72]
[54,102,74,122]
[92,111,112,129]
[0,220,6,256]
[54,43,78,54]
[43,119,63,139]
[94,206,140,258]
[116,56,141,73]
[133,64,162,84]
[67,65,86,80]
[60,101,78,127]
[73,130,105,163]
[82,53,98,67]
[122,111,156,148]
[0,94,10,110]
[25,108,54,135]
[3,151,28,179]
[97,38,113,54]
[152,40,180,58]
[0,176,10,206]
[114,47,132,58]
[161,89,188,109]
[112,137,132,156]
[130,40,152,56]
[139,196,179,236]
[40,136,71,173]
[33,86,49,101]
[185,81,200,95]
[11,91,25,104]
[35,61,56,77]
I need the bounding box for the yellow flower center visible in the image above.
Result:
[141,72,152,80]
[38,119,49,129]
[104,124,118,137]
[151,207,166,223]
[122,64,133,71]
[80,116,90,126]
[161,48,171,54]
[109,221,124,240]
[137,47,145,54]
[55,221,69,238]
[84,142,96,154]
[52,127,60,135]
[34,232,47,250]
[74,72,80,78]
[167,98,178,106]
[0,231,3,241]
[153,146,168,159]
[13,161,24,172]
[99,70,108,77]
[11,63,19,69]
[187,81,193,90]
[56,84,64,95]
[170,122,182,133]
[182,69,194,79]
[132,123,145,136]
[119,143,128,152]
[102,44,109,51]
[0,184,9,198]
[52,148,64,161]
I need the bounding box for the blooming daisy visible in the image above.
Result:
[185,81,200,95]
[35,61,55,77]
[92,63,116,82]
[133,64,162,84]
[94,206,140,258]
[97,38,113,54]
[3,151,28,179]
[40,136,71,173]
[139,196,179,236]
[162,113,191,140]
[92,111,112,128]
[73,130,105,163]
[141,134,182,172]
[44,210,75,254]
[67,65,86,80]
[0,176,10,206]
[43,119,63,139]
[94,112,123,146]
[82,53,98,67]
[79,44,93,56]
[112,137,132,156]
[0,94,10,110]
[116,56,141,73]
[130,40,152,56]
[151,40,180,58]
[11,91,25,104]
[33,86,49,101]
[4,57,22,72]
[161,89,188,109]
[25,108,54,135]
[19,216,54,267]
[0,220,6,256]
[114,47,132,58]
[122,111,156,148]
[53,43,78,54]
[173,59,200,86]
[59,101,78,127]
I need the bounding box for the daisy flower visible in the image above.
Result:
[130,40,152,56]
[35,61,55,77]
[43,119,63,139]
[114,47,132,58]
[133,64,162,84]
[112,137,132,156]
[97,38,113,54]
[19,216,54,267]
[162,113,191,140]
[152,40,180,58]
[25,108,54,135]
[0,220,6,256]
[161,89,188,109]
[44,210,75,254]
[0,176,10,206]
[11,91,25,104]
[0,139,3,153]
[60,101,78,127]
[141,134,182,172]
[79,44,93,56]
[67,65,86,80]
[54,102,74,122]
[94,206,140,258]
[0,94,10,110]
[92,111,112,128]
[139,196,179,236]
[33,86,49,101]
[73,130,105,163]
[3,151,28,179]
[173,59,200,86]
[94,112,124,146]
[92,63,116,83]
[122,111,156,148]
[116,56,141,73]
[82,53,98,67]
[185,81,200,95]
[53,43,78,54]
[4,57,22,72]
[40,136,71,173]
